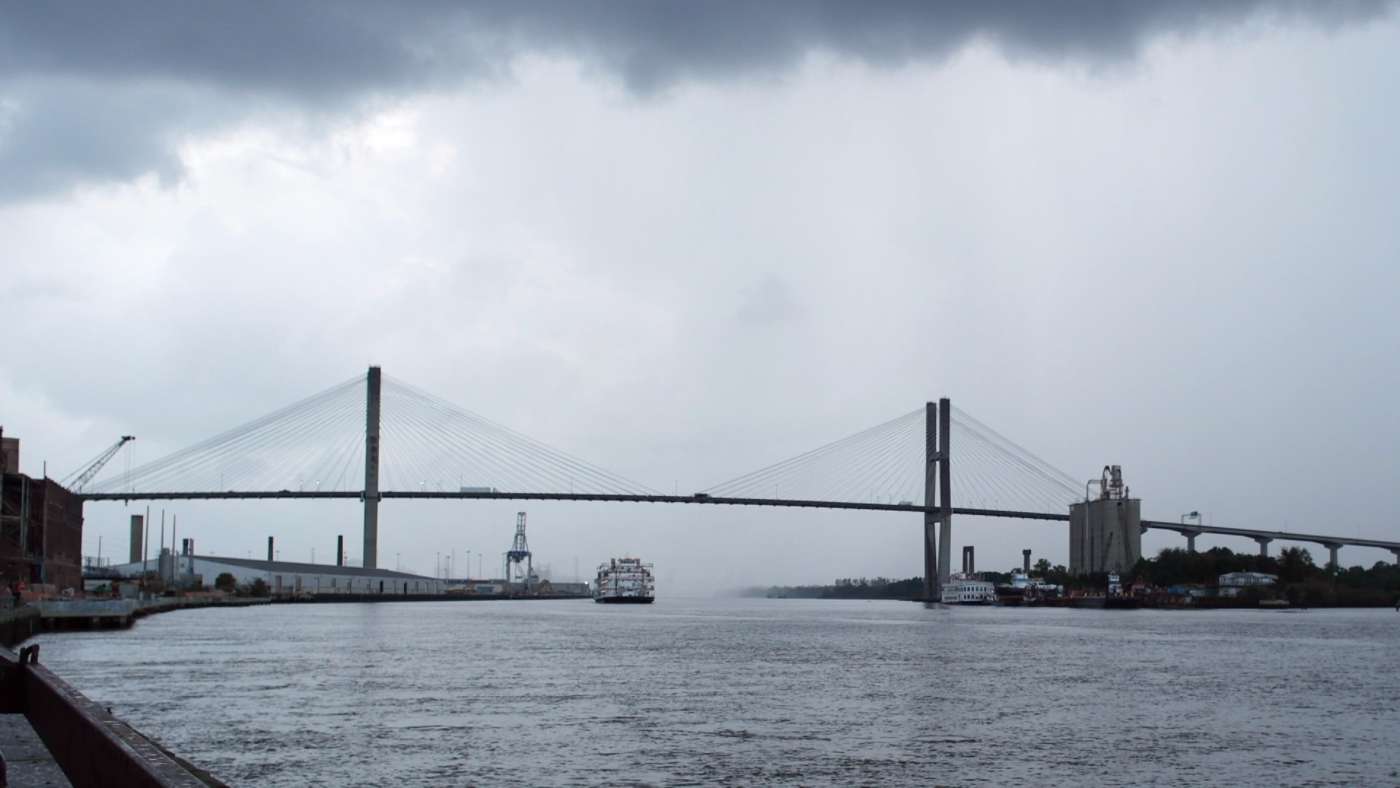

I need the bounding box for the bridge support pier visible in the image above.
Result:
[1392,548,1400,566]
[1185,530,1198,553]
[1325,543,1340,572]
[1254,537,1271,559]
[362,366,382,570]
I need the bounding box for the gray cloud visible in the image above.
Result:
[0,79,217,202]
[0,0,1393,202]
[3,1,1392,93]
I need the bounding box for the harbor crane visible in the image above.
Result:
[60,435,135,493]
[504,511,534,591]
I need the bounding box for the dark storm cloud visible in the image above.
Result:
[0,0,1392,200]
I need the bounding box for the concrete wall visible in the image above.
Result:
[0,646,212,785]
[1069,498,1142,575]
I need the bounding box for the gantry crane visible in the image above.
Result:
[60,435,135,493]
[504,511,534,591]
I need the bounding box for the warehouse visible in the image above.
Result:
[107,550,444,596]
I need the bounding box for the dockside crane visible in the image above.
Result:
[60,435,135,493]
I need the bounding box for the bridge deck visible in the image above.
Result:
[77,490,1400,552]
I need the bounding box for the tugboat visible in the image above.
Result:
[594,557,655,604]
[1103,573,1141,609]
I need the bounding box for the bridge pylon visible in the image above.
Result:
[362,366,382,569]
[923,398,952,602]
[924,402,937,601]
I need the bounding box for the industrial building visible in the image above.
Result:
[0,434,84,591]
[1069,465,1142,575]
[106,547,445,596]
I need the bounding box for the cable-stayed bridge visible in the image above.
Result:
[82,367,1400,598]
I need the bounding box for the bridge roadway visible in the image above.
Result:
[78,490,1400,556]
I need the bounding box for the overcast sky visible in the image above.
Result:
[3,1,1398,589]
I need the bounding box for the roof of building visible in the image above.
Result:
[115,554,437,580]
[193,555,436,580]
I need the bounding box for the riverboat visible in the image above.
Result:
[940,577,996,605]
[594,557,655,604]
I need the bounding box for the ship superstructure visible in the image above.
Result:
[594,557,655,604]
[941,575,997,605]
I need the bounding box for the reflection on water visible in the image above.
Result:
[24,600,1400,786]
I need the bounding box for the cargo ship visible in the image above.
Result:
[594,557,655,603]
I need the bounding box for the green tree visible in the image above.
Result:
[1278,547,1315,583]
[249,578,269,597]
[1033,558,1052,576]
[214,572,237,593]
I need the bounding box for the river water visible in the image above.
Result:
[21,599,1400,786]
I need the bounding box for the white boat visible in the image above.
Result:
[941,577,997,605]
[594,557,655,604]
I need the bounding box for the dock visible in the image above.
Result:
[0,713,72,787]
[20,597,270,635]
[0,643,219,786]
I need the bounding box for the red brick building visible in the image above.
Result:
[0,460,85,591]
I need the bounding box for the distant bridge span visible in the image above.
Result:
[79,367,1400,595]
[80,490,1400,558]
[78,489,1066,519]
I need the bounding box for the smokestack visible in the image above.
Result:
[337,535,344,567]
[1023,549,1032,574]
[267,536,274,563]
[129,515,143,563]
[961,545,975,575]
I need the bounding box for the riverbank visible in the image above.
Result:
[3,591,593,643]
[0,597,272,644]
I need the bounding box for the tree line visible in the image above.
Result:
[749,546,1400,605]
